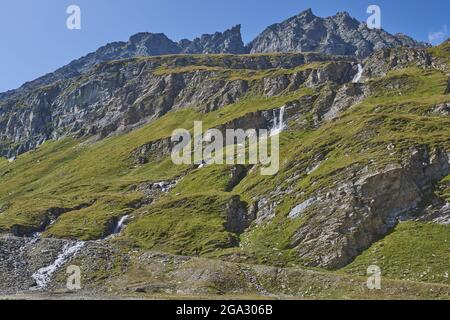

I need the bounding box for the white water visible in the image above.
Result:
[352,64,364,83]
[31,241,85,289]
[113,215,129,234]
[270,106,287,136]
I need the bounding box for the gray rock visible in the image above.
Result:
[1,54,356,158]
[287,147,450,269]
[248,9,429,59]
[225,196,253,234]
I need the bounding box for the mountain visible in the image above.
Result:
[179,24,246,54]
[248,9,429,58]
[0,9,428,103]
[0,26,246,102]
[0,11,449,299]
[0,53,353,157]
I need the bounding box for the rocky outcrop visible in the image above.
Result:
[362,47,434,79]
[227,165,249,191]
[1,55,356,158]
[286,147,450,269]
[225,195,252,234]
[248,9,429,59]
[313,82,369,122]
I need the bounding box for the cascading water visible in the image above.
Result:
[352,64,364,83]
[31,241,85,289]
[113,215,129,234]
[270,106,287,136]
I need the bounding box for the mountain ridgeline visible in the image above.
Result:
[0,9,427,102]
[0,9,431,158]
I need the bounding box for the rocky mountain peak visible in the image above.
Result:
[334,11,351,18]
[180,25,246,54]
[248,10,428,58]
[0,10,430,102]
[331,11,360,27]
[296,8,316,21]
[127,32,181,56]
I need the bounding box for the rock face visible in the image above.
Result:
[225,195,253,234]
[362,47,434,79]
[287,147,450,269]
[0,9,428,103]
[0,54,357,158]
[248,9,429,58]
[180,25,246,54]
[0,28,246,103]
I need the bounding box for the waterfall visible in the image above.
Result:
[113,215,129,234]
[270,106,286,136]
[352,64,364,83]
[31,241,85,289]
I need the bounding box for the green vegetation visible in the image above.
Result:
[153,62,329,81]
[171,165,235,194]
[428,38,450,67]
[0,84,313,238]
[45,193,142,240]
[344,222,450,285]
[0,53,449,293]
[438,175,450,201]
[123,194,238,255]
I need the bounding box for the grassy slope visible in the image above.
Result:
[230,66,450,265]
[342,41,450,285]
[343,222,450,284]
[0,82,313,239]
[123,193,239,255]
[0,51,449,291]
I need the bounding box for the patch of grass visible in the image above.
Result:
[123,194,238,255]
[436,174,450,201]
[44,192,141,240]
[153,62,329,82]
[428,39,450,67]
[238,214,308,267]
[171,165,234,195]
[343,222,450,284]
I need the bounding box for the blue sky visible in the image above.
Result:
[0,0,449,93]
